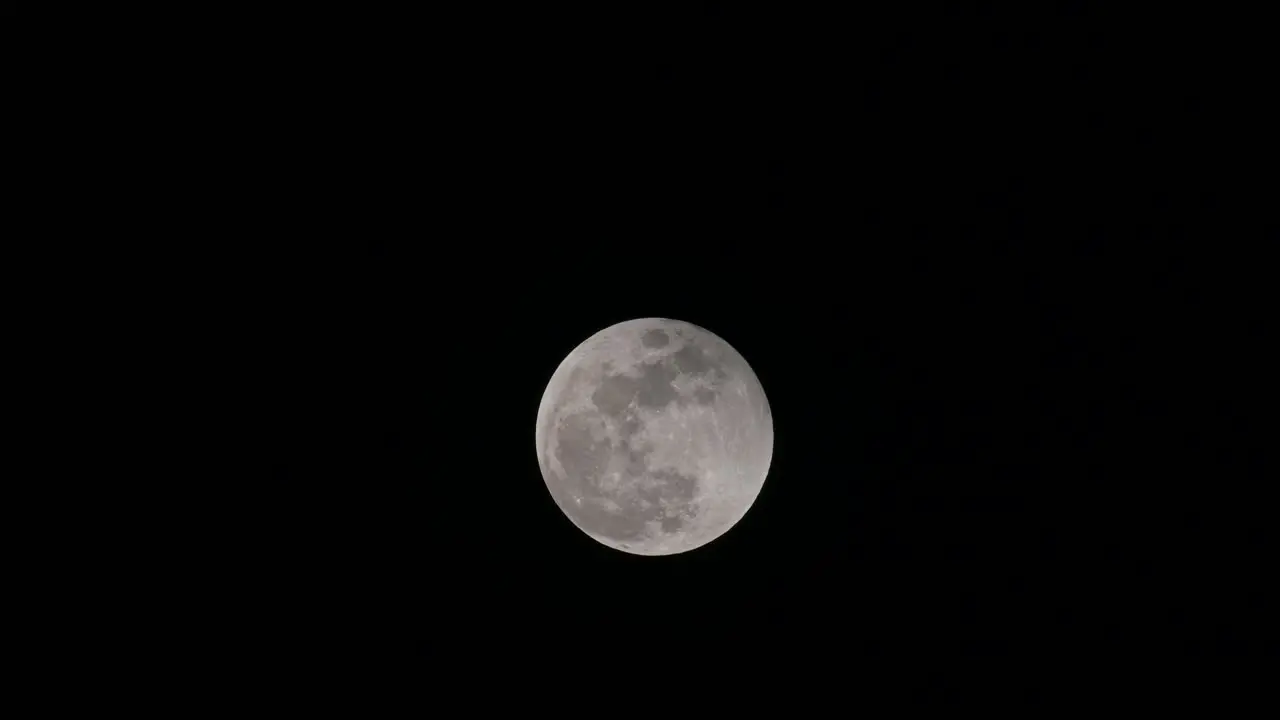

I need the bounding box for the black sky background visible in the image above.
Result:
[76,2,1264,678]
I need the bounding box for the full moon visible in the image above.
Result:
[535,318,773,556]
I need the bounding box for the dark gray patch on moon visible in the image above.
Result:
[652,469,699,533]
[641,329,670,348]
[619,412,642,440]
[670,343,712,376]
[552,412,613,498]
[590,360,681,416]
[668,342,727,398]
[651,468,697,502]
[590,374,634,416]
[635,362,680,408]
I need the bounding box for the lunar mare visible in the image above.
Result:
[535,318,773,556]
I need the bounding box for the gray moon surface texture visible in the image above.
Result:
[535,318,773,556]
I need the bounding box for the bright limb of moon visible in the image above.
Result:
[535,318,773,556]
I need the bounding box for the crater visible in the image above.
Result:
[624,449,649,478]
[618,413,642,439]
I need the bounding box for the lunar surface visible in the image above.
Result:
[535,318,773,556]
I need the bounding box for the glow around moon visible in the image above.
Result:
[535,318,773,556]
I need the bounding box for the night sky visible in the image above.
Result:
[190,2,1263,680]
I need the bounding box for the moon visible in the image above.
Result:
[535,318,773,556]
